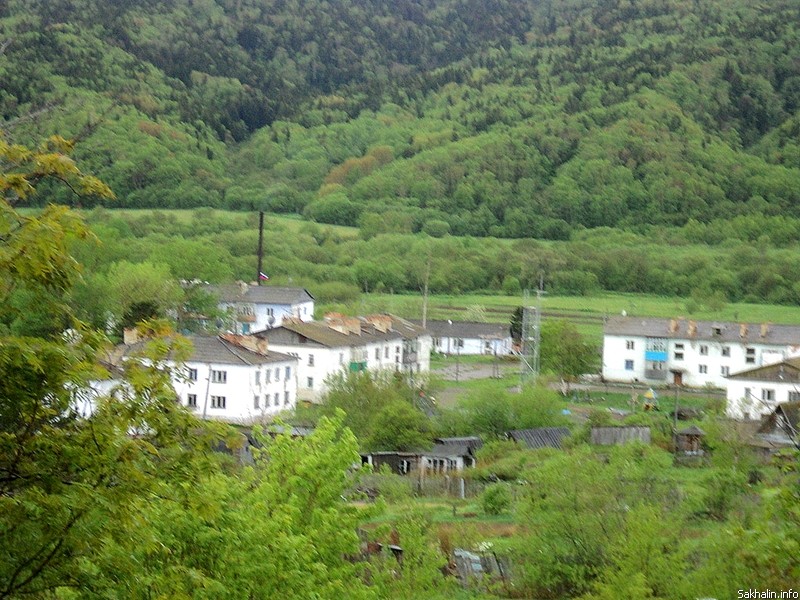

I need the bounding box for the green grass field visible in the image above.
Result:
[364,291,800,345]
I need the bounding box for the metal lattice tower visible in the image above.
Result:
[520,285,545,387]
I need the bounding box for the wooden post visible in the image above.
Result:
[256,211,264,285]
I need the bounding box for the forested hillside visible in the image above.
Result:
[2,0,799,238]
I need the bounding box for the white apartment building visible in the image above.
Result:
[726,357,800,420]
[114,333,298,424]
[253,314,432,402]
[210,283,315,333]
[603,316,800,389]
[412,320,513,356]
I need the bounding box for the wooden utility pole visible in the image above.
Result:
[256,211,264,285]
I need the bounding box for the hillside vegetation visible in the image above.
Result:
[1,0,799,242]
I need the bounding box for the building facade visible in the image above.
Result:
[254,314,431,402]
[413,320,513,356]
[726,358,800,420]
[603,316,800,389]
[210,283,315,333]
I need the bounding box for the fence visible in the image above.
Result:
[357,473,488,500]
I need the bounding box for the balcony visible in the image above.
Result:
[645,369,667,381]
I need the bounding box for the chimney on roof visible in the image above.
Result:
[364,314,393,333]
[220,333,269,355]
[669,319,678,334]
[739,323,748,338]
[687,320,697,337]
[760,322,770,338]
[324,313,361,335]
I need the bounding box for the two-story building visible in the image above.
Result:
[209,283,315,333]
[116,333,298,424]
[253,314,431,402]
[412,320,513,356]
[726,358,800,420]
[603,316,800,389]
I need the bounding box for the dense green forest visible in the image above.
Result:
[2,0,799,241]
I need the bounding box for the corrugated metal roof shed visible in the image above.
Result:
[506,427,572,450]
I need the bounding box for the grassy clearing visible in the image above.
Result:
[364,291,800,345]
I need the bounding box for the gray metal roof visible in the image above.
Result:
[187,336,295,365]
[210,284,314,305]
[434,436,484,451]
[424,443,473,458]
[507,427,571,450]
[604,316,800,345]
[411,319,510,339]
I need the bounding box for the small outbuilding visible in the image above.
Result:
[675,425,705,456]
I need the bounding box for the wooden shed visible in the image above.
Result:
[675,425,705,455]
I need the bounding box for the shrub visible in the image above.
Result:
[481,483,512,515]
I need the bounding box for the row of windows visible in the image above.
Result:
[189,392,293,410]
[253,392,292,409]
[625,340,743,360]
[625,360,730,376]
[255,366,292,384]
[744,388,800,403]
[187,395,226,409]
[189,366,294,386]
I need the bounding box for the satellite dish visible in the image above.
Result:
[268,315,276,327]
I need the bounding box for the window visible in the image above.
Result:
[274,367,280,381]
[674,343,684,349]
[211,370,227,384]
[626,340,635,350]
[721,366,730,376]
[396,346,400,354]
[456,338,464,348]
[746,347,756,364]
[699,364,708,374]
[253,395,260,409]
[339,352,344,365]
[284,391,290,405]
[375,348,380,360]
[761,388,775,402]
[722,346,731,357]
[674,352,684,361]
[789,391,800,402]
[307,377,314,389]
[699,345,708,355]
[266,307,274,316]
[211,395,226,409]
[744,387,751,399]
[255,371,260,385]
[308,354,315,367]
[384,346,389,358]
[624,359,634,371]
[187,394,197,408]
[242,323,250,333]
[712,326,723,336]
[274,393,280,406]
[285,366,291,379]
[187,368,198,382]
[265,369,271,383]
